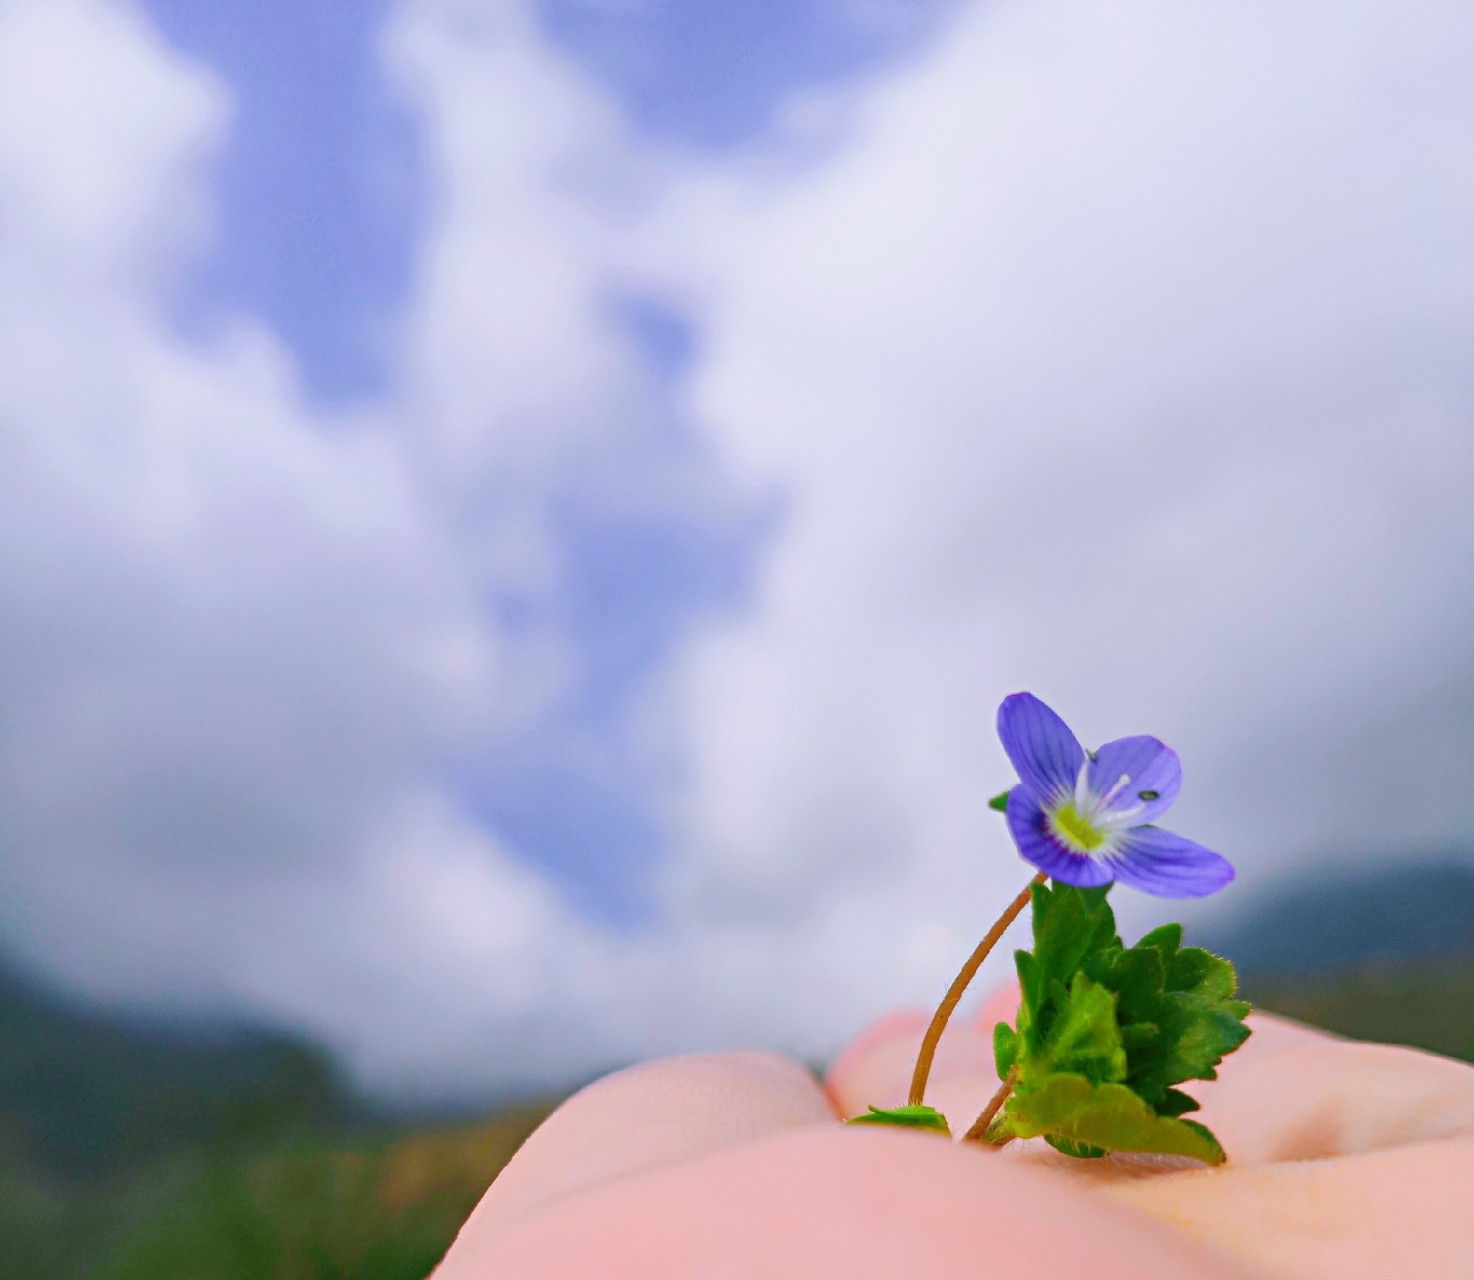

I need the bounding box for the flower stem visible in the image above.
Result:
[962,1068,1017,1144]
[906,871,1045,1107]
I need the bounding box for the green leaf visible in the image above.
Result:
[1079,918,1250,1109]
[1137,922,1183,953]
[1016,881,1118,1041]
[847,1104,951,1135]
[1038,974,1127,1083]
[987,790,1011,812]
[993,1022,1018,1080]
[1155,1087,1201,1118]
[1044,1134,1107,1159]
[993,882,1251,1162]
[1002,1073,1225,1164]
[1113,947,1251,1105]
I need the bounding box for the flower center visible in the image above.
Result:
[1047,799,1106,853]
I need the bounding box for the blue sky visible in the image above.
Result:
[129,0,946,925]
[0,0,1470,1099]
[141,0,957,405]
[144,0,420,403]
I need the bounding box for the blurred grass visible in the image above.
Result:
[97,1109,553,1280]
[0,1107,553,1280]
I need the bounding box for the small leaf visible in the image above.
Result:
[1003,1073,1225,1164]
[987,790,1011,812]
[993,1021,1018,1080]
[1155,1087,1201,1117]
[1137,922,1183,953]
[848,1104,951,1135]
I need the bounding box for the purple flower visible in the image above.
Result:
[996,693,1234,898]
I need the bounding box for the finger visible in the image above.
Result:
[1184,1032,1474,1164]
[1105,1134,1474,1279]
[458,1051,832,1238]
[447,1125,1246,1280]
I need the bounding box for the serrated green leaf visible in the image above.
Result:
[847,1104,951,1135]
[1117,948,1252,1103]
[1017,882,1117,1043]
[1083,938,1166,1027]
[1155,1087,1201,1117]
[1074,914,1250,1109]
[1168,946,1237,1000]
[994,881,1251,1161]
[993,1022,1018,1080]
[1119,1021,1161,1055]
[988,790,1011,812]
[1137,922,1183,954]
[1039,974,1127,1083]
[1002,1073,1225,1164]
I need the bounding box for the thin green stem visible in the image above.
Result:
[906,872,1044,1108]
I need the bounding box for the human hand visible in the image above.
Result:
[433,986,1474,1278]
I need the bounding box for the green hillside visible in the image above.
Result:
[0,963,351,1180]
[1249,952,1474,1065]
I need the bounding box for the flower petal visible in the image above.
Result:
[1107,826,1235,899]
[1087,735,1181,823]
[997,693,1086,798]
[1004,784,1114,888]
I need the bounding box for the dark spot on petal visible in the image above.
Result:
[1138,789,1160,801]
[1087,750,1098,762]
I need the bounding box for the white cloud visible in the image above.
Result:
[664,0,1474,950]
[0,0,514,1025]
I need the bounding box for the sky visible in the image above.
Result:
[0,0,1470,1101]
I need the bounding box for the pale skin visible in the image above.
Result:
[434,985,1474,1279]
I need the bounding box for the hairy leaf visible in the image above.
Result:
[993,1022,1018,1081]
[847,1104,951,1135]
[1004,1073,1225,1164]
[996,882,1250,1162]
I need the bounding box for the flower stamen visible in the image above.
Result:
[1096,773,1133,812]
[1047,799,1107,853]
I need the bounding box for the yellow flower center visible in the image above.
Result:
[1048,799,1105,853]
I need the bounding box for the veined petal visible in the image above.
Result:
[1087,735,1181,824]
[1005,784,1114,888]
[1107,826,1234,899]
[997,693,1086,798]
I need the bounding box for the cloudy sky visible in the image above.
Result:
[0,0,1470,1100]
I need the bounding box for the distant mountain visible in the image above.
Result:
[0,960,358,1181]
[1203,854,1474,979]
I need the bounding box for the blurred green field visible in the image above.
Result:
[0,1107,553,1280]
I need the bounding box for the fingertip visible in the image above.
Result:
[466,1050,833,1238]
